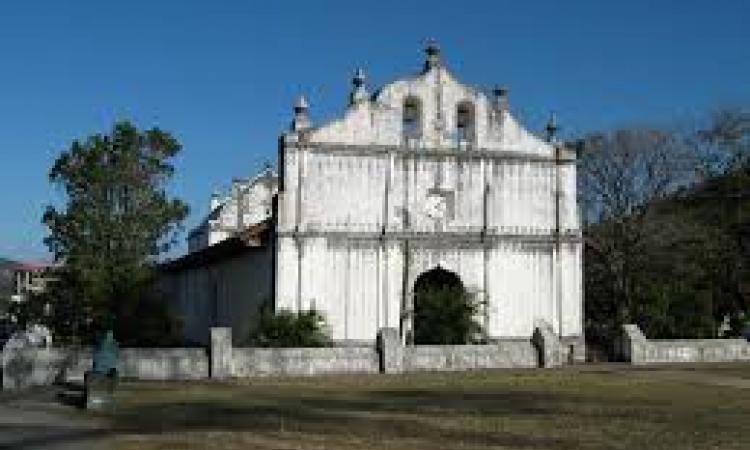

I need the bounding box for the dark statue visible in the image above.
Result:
[92,330,119,375]
[85,330,119,410]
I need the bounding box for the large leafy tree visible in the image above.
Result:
[685,109,750,335]
[581,110,749,354]
[579,128,694,348]
[42,121,188,344]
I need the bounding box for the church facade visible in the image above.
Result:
[274,43,583,357]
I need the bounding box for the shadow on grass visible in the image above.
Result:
[0,424,109,450]
[110,369,750,450]
[0,387,109,450]
[55,380,86,409]
[110,387,599,449]
[107,365,750,449]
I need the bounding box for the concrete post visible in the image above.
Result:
[532,320,563,368]
[377,327,403,374]
[210,327,233,380]
[620,324,647,364]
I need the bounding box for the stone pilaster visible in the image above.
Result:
[532,320,564,368]
[377,327,403,374]
[210,327,233,380]
[620,324,647,364]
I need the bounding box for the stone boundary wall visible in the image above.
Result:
[232,347,379,377]
[119,348,208,380]
[2,346,208,390]
[4,322,568,390]
[402,342,537,371]
[621,324,750,365]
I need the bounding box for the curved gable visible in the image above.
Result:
[301,46,553,158]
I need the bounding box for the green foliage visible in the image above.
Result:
[249,308,331,347]
[582,110,749,355]
[41,121,188,345]
[413,286,484,345]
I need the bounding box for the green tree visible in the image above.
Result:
[580,110,749,354]
[249,308,331,347]
[688,108,749,335]
[42,121,188,345]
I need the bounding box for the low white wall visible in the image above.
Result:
[2,346,208,390]
[622,324,750,364]
[232,347,379,377]
[119,348,208,380]
[402,342,537,371]
[3,324,568,390]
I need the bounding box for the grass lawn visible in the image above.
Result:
[105,364,750,450]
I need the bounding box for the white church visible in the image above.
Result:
[160,43,584,360]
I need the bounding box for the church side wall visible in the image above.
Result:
[161,268,212,345]
[163,246,273,346]
[222,247,274,344]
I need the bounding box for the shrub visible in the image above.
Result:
[249,308,331,347]
[413,286,484,345]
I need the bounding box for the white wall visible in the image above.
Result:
[276,144,583,343]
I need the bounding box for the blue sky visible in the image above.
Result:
[1,0,748,260]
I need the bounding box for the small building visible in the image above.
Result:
[9,261,54,304]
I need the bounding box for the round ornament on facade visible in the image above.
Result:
[425,194,448,219]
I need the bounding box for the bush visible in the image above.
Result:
[249,308,331,347]
[413,286,484,345]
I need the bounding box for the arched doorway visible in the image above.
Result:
[412,267,476,345]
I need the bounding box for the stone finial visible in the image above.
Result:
[294,95,308,112]
[493,85,509,111]
[291,95,312,131]
[210,191,222,211]
[424,39,441,71]
[545,111,558,142]
[349,67,368,106]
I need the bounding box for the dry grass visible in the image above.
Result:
[105,364,750,450]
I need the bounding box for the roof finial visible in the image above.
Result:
[210,191,222,211]
[424,39,441,72]
[291,95,311,131]
[349,67,368,106]
[546,111,558,143]
[493,85,509,112]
